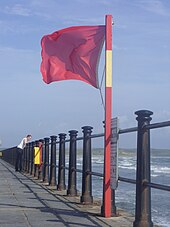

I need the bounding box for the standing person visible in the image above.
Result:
[15,134,32,172]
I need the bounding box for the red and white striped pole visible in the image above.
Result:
[102,14,112,218]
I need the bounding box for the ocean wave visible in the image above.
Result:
[153,218,169,227]
[152,156,170,159]
[118,160,136,170]
[119,165,136,170]
[119,162,134,167]
[151,174,159,177]
[152,166,170,174]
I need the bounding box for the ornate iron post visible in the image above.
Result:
[133,110,153,227]
[67,130,78,196]
[80,126,93,204]
[49,135,57,187]
[57,133,66,191]
[30,141,34,175]
[23,146,27,172]
[43,138,50,184]
[38,139,43,181]
[27,143,31,174]
[34,140,39,178]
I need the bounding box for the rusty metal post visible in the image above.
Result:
[43,138,50,184]
[133,110,153,227]
[67,130,78,196]
[57,133,66,190]
[80,126,93,204]
[49,135,57,187]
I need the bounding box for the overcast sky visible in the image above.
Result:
[0,0,170,149]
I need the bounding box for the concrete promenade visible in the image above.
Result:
[0,159,135,227]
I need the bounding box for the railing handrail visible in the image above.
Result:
[145,120,170,130]
[1,111,170,227]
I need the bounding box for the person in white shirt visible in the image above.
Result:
[15,134,32,172]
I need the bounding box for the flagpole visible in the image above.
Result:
[102,14,112,218]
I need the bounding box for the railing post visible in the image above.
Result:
[26,143,29,172]
[67,130,78,196]
[27,143,31,173]
[49,135,57,187]
[80,126,93,204]
[26,143,29,173]
[34,140,39,178]
[38,140,43,181]
[30,142,34,175]
[13,147,17,166]
[23,146,27,172]
[133,110,153,227]
[57,133,66,191]
[43,138,50,184]
[26,145,28,172]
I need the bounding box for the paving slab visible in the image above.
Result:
[0,159,138,227]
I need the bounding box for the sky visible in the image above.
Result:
[0,0,170,149]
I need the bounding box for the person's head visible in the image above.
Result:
[26,134,32,141]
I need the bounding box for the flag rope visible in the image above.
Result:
[99,65,105,110]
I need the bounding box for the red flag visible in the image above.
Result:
[40,26,105,88]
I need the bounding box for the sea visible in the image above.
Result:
[64,148,170,227]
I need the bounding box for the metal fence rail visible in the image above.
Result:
[1,109,170,227]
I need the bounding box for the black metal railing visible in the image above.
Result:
[1,109,170,227]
